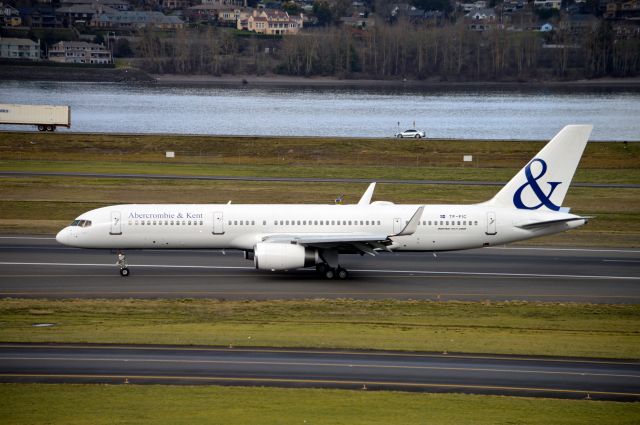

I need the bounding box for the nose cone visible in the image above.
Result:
[56,227,71,246]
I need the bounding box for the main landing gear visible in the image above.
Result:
[116,251,130,277]
[316,263,349,280]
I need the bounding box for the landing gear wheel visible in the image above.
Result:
[119,267,130,277]
[324,268,335,279]
[46,125,55,132]
[38,125,45,131]
[336,267,348,280]
[316,263,327,274]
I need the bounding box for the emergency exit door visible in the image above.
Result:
[212,211,225,235]
[393,218,403,234]
[110,211,122,235]
[485,211,497,235]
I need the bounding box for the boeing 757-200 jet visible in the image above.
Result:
[56,125,593,279]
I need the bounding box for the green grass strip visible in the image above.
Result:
[1,384,638,425]
[1,299,638,359]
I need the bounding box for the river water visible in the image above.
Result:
[1,80,638,140]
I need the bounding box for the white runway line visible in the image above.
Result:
[0,262,638,280]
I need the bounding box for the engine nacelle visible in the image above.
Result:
[254,242,318,271]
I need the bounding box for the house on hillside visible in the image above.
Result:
[466,6,497,30]
[91,10,185,29]
[559,13,599,33]
[237,9,303,35]
[48,40,112,64]
[60,0,130,11]
[55,4,117,27]
[0,37,40,60]
[18,6,61,28]
[533,0,561,9]
[1,3,21,26]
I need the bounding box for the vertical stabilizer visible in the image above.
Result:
[486,125,593,211]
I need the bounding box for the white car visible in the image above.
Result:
[395,129,425,138]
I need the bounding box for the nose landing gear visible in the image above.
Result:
[116,251,130,277]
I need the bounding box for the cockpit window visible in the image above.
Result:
[70,220,92,227]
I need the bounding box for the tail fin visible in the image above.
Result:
[487,125,593,212]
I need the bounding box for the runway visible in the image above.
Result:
[0,343,637,401]
[0,236,639,302]
[1,171,637,188]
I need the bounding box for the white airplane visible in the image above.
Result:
[56,125,593,279]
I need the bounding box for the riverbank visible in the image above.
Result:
[0,65,154,83]
[154,73,640,88]
[2,63,640,88]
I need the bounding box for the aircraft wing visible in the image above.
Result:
[260,206,424,255]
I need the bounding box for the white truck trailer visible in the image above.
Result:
[0,103,71,131]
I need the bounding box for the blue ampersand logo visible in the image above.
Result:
[513,158,561,211]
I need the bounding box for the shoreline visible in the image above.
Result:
[1,64,640,88]
[153,73,640,88]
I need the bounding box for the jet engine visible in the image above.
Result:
[254,242,318,271]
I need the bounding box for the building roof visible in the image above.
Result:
[61,0,129,6]
[263,9,289,19]
[56,4,117,14]
[51,40,107,49]
[94,11,184,24]
[0,37,39,46]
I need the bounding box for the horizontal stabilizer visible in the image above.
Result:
[516,216,591,230]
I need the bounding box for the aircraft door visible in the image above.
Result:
[486,211,497,235]
[393,217,403,234]
[212,211,225,235]
[110,211,122,235]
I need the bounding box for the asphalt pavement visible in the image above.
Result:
[1,343,638,401]
[1,171,637,188]
[0,236,639,302]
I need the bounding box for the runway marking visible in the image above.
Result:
[603,259,640,263]
[1,373,638,398]
[1,262,638,280]
[0,236,55,240]
[4,356,639,379]
[0,291,638,301]
[1,344,636,366]
[486,247,640,254]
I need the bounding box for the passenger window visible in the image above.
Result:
[348,221,352,225]
[141,221,145,225]
[377,220,381,225]
[475,220,478,225]
[234,220,238,225]
[147,220,151,225]
[176,221,180,225]
[135,220,139,225]
[263,220,266,225]
[188,221,192,225]
[200,221,203,225]
[457,221,461,225]
[252,221,255,225]
[297,220,300,225]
